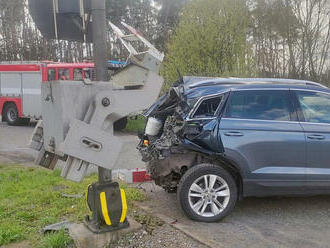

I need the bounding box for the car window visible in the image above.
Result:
[192,96,222,118]
[224,90,292,121]
[73,68,83,80]
[296,91,330,124]
[47,69,56,81]
[58,68,70,80]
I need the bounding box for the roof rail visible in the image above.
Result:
[236,78,327,88]
[187,77,328,89]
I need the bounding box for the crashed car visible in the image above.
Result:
[138,77,330,222]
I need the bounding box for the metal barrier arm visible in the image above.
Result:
[109,22,164,63]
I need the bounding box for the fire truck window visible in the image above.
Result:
[48,69,56,81]
[84,69,91,79]
[59,69,70,80]
[73,68,83,81]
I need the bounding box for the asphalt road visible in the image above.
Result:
[2,123,330,248]
[139,182,330,248]
[0,122,36,164]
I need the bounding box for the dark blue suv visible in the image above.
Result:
[138,77,330,222]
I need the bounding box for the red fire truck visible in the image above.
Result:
[0,61,94,125]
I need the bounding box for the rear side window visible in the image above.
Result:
[296,91,330,124]
[224,90,292,121]
[192,96,222,118]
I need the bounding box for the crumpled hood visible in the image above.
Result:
[143,83,189,119]
[138,76,226,164]
[144,76,230,118]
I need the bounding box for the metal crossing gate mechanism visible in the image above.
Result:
[29,1,164,232]
[30,25,164,180]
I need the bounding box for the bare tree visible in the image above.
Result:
[251,0,330,84]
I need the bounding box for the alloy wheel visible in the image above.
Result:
[188,174,230,217]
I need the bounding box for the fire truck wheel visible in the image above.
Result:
[114,117,128,131]
[4,103,21,126]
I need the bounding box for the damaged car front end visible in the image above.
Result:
[137,76,241,222]
[138,77,229,192]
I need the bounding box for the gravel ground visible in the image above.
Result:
[110,209,207,248]
[112,224,207,248]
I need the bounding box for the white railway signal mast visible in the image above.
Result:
[28,0,164,233]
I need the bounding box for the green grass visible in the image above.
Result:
[39,229,73,248]
[0,165,146,247]
[124,116,146,133]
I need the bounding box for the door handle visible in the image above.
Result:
[307,134,325,140]
[224,131,244,137]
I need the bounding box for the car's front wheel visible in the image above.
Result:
[177,163,238,222]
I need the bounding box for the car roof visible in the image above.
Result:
[182,77,330,99]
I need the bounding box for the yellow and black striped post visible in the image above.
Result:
[84,181,129,233]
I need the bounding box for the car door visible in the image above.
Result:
[293,89,330,191]
[218,89,307,196]
[184,93,229,154]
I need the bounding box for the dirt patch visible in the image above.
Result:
[1,240,31,248]
[0,151,34,164]
[132,211,165,234]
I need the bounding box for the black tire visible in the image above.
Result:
[177,163,238,222]
[3,103,21,126]
[114,117,127,131]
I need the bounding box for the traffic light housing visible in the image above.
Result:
[28,0,93,42]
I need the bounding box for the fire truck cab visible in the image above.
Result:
[0,61,94,125]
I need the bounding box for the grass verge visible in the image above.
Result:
[0,164,146,247]
[39,229,73,248]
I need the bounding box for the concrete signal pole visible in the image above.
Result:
[91,0,112,183]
